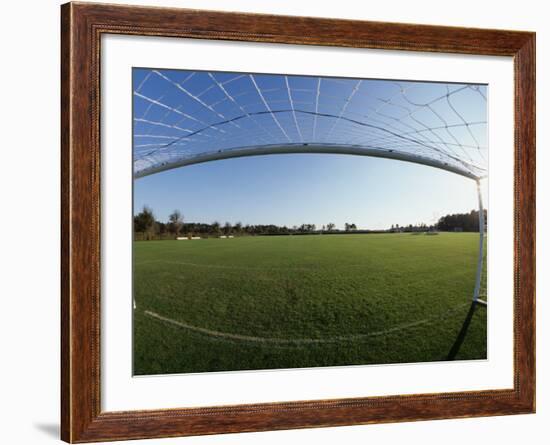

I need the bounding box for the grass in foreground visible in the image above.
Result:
[133,233,487,375]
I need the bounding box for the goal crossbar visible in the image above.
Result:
[134,143,483,180]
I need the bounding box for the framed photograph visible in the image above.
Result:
[61,2,535,442]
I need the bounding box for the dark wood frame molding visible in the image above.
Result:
[61,2,536,442]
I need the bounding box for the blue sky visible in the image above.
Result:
[133,69,487,229]
[134,154,487,230]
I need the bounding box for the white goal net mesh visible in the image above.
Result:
[133,69,487,179]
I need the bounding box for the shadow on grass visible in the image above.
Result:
[446,301,485,360]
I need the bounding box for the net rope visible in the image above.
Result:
[133,69,487,179]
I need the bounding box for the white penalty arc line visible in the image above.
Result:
[143,302,472,346]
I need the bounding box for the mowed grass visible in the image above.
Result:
[133,233,487,375]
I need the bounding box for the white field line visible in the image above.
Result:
[143,302,471,347]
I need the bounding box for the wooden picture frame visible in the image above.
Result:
[61,2,535,442]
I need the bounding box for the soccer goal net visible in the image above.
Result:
[132,69,488,303]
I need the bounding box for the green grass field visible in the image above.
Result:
[133,233,487,375]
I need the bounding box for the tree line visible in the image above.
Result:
[133,206,362,240]
[389,223,434,233]
[389,210,487,233]
[435,209,487,232]
[134,206,487,240]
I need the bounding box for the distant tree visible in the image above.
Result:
[134,206,156,240]
[156,221,167,235]
[223,222,232,235]
[234,222,242,234]
[211,221,221,235]
[326,223,336,231]
[298,223,316,233]
[168,209,183,237]
[350,223,357,230]
[436,209,487,232]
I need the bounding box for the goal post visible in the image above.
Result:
[473,179,487,305]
